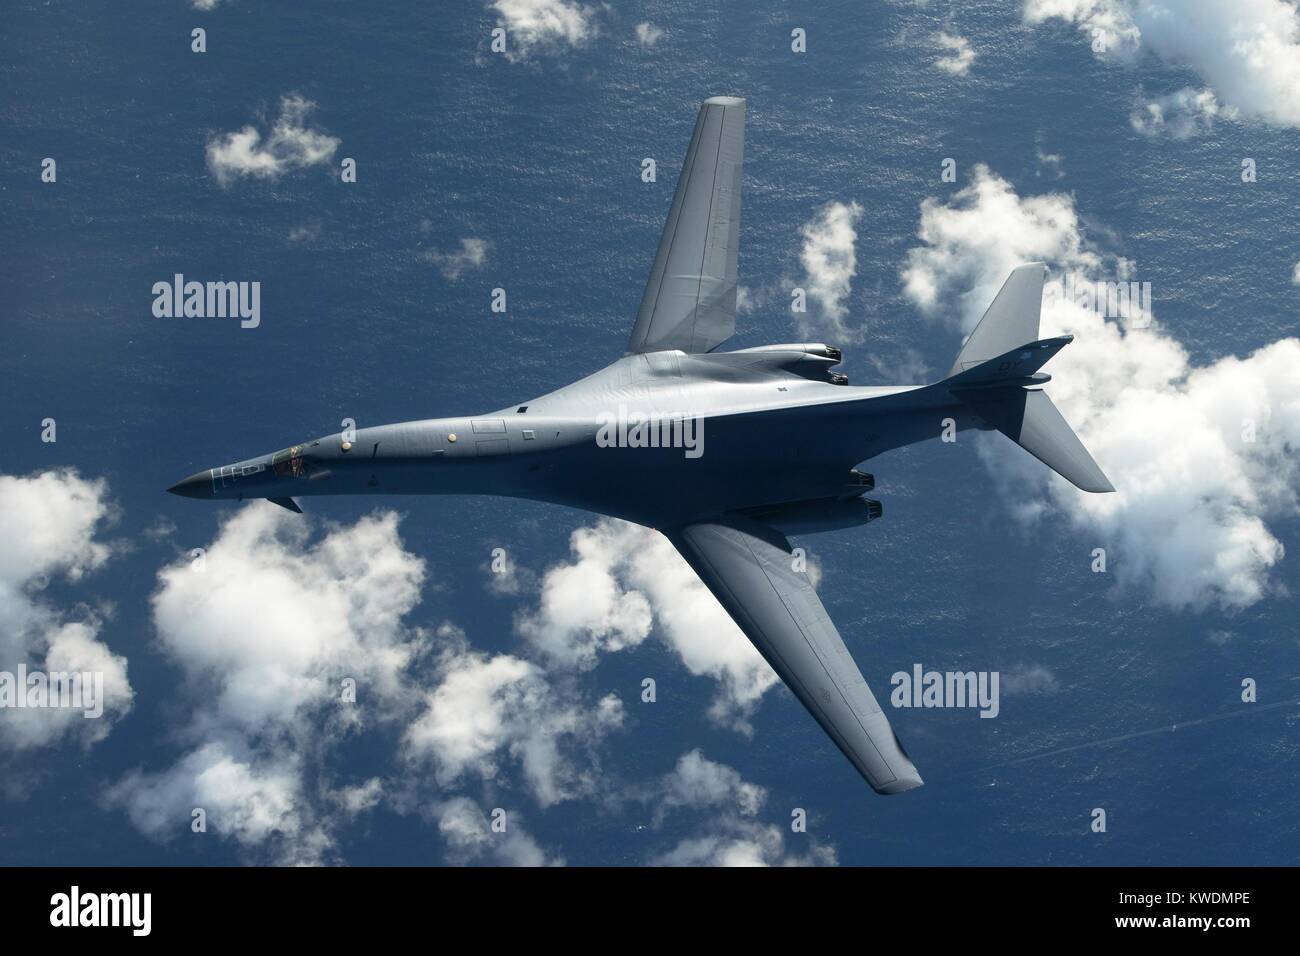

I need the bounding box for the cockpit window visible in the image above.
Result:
[271,445,310,478]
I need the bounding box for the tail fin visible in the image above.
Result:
[946,263,1115,494]
[949,262,1048,376]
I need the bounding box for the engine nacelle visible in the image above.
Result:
[721,343,847,384]
[729,343,843,364]
[742,495,882,536]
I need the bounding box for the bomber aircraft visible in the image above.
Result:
[170,97,1113,793]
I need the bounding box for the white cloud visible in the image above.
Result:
[1023,0,1143,57]
[402,626,624,807]
[331,777,384,816]
[648,821,837,866]
[149,507,425,732]
[109,742,307,849]
[901,165,1300,610]
[797,200,866,343]
[1026,0,1300,129]
[634,22,664,48]
[1131,86,1226,138]
[933,31,976,75]
[634,750,835,865]
[514,523,653,668]
[192,0,222,10]
[514,520,779,729]
[0,470,112,587]
[1292,260,1300,284]
[431,796,561,865]
[206,94,341,186]
[653,749,766,820]
[490,0,597,60]
[424,238,489,282]
[0,470,133,751]
[107,505,429,863]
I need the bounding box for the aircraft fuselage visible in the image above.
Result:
[169,347,983,526]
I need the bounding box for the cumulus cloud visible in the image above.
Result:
[206,94,341,186]
[430,796,561,865]
[107,505,429,863]
[1131,86,1226,138]
[648,821,837,866]
[1026,0,1300,130]
[635,22,664,47]
[1024,0,1143,56]
[424,238,489,282]
[640,751,834,866]
[490,0,598,60]
[901,165,1300,610]
[933,31,976,75]
[514,524,652,667]
[651,749,766,821]
[797,200,866,343]
[514,520,779,729]
[87,498,829,863]
[109,742,308,850]
[0,470,133,752]
[403,625,624,807]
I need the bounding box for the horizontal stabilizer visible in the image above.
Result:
[946,336,1071,389]
[959,388,1114,493]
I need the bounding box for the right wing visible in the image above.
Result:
[627,96,745,355]
[666,515,923,794]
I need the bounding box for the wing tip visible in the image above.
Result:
[703,95,746,107]
[875,773,925,795]
[1080,475,1116,494]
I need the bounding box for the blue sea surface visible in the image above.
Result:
[1,0,1297,864]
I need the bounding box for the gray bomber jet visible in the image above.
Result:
[170,97,1113,794]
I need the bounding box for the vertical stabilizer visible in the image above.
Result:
[948,262,1047,376]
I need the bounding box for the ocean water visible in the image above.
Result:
[1,0,1297,864]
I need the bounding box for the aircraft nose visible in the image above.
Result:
[166,470,212,499]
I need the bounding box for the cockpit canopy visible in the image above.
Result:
[271,444,313,478]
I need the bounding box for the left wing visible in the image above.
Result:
[627,96,745,355]
[666,515,923,794]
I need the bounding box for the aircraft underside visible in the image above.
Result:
[170,95,1112,796]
